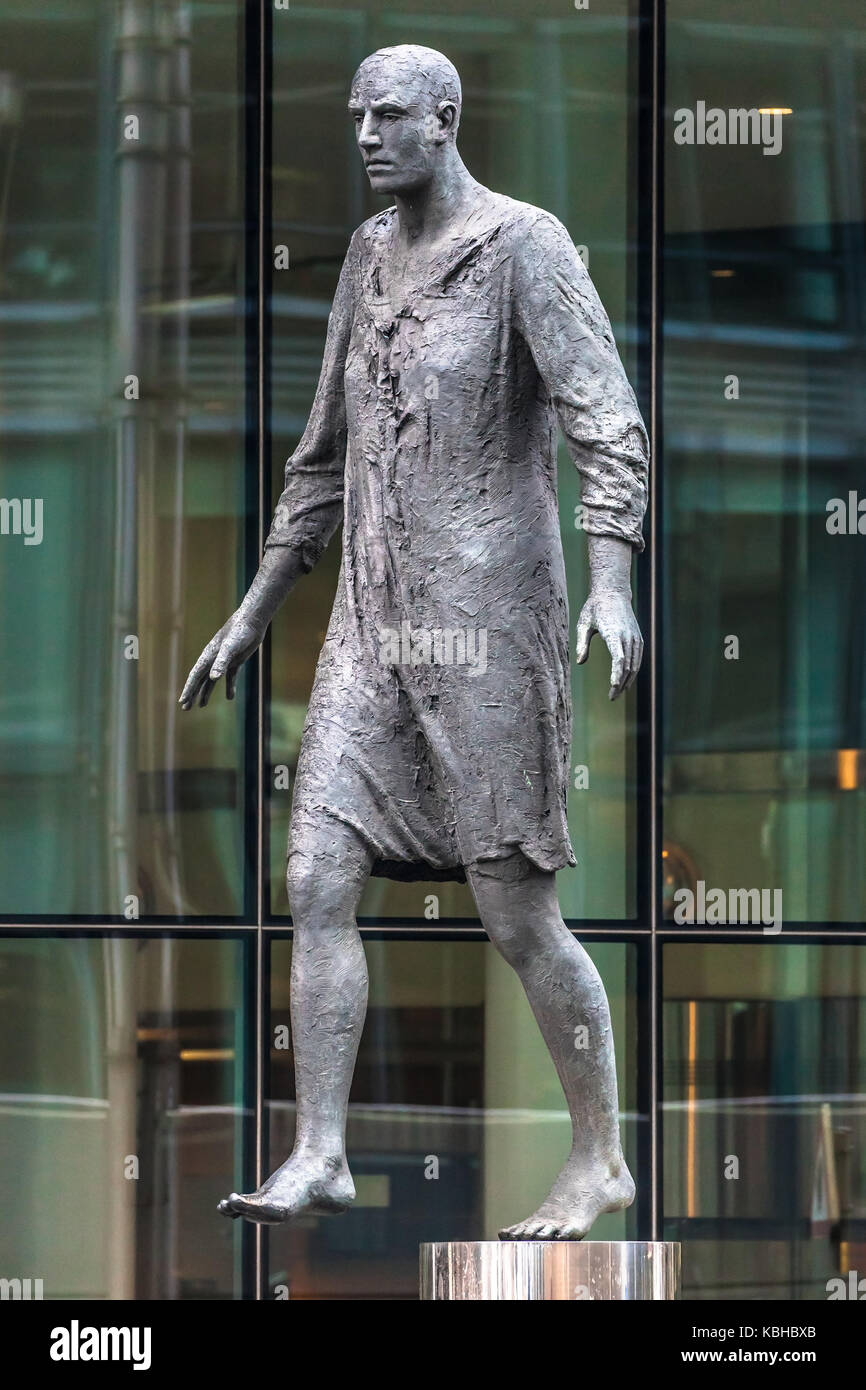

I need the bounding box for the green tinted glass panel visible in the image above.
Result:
[267,2,644,920]
[0,0,252,918]
[664,942,866,1299]
[0,934,251,1298]
[266,936,639,1299]
[663,1,866,924]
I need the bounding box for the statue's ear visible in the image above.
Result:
[435,100,459,139]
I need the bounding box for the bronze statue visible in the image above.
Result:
[180,44,648,1240]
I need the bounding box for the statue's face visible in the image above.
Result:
[348,59,450,194]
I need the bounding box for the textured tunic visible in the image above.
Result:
[266,194,649,881]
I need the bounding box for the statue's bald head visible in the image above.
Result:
[351,45,462,132]
[349,45,465,195]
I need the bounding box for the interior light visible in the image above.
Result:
[179,1048,235,1062]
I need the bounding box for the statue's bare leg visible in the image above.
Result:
[219,818,373,1224]
[466,851,635,1240]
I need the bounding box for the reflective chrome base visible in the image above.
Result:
[420,1241,680,1300]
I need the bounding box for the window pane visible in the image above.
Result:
[0,934,253,1298]
[664,942,866,1299]
[663,1,866,924]
[266,936,640,1299]
[267,2,646,920]
[0,0,253,918]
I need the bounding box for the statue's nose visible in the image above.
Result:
[358,115,381,148]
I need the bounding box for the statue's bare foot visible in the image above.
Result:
[499,1154,635,1241]
[218,1153,355,1225]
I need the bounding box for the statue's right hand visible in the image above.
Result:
[179,609,264,709]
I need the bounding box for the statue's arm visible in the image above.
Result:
[180,247,355,709]
[261,247,355,577]
[511,213,649,698]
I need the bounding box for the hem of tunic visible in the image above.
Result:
[372,844,577,882]
[290,803,577,883]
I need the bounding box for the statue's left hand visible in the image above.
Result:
[575,589,643,700]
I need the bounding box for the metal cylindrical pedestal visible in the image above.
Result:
[420,1241,680,1300]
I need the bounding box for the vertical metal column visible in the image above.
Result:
[252,0,272,1301]
[648,0,665,1244]
[109,0,173,914]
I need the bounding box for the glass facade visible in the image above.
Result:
[266,937,639,1299]
[0,934,253,1298]
[0,0,254,921]
[663,943,866,1299]
[663,0,866,927]
[0,0,864,1299]
[266,0,645,923]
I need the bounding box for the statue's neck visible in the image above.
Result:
[393,155,480,243]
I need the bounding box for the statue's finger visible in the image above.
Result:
[179,654,212,708]
[198,677,216,709]
[609,640,626,698]
[624,638,640,691]
[226,667,237,701]
[209,640,232,683]
[575,616,594,664]
[179,662,205,704]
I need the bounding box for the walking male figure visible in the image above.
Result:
[181,44,648,1239]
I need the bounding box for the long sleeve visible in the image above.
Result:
[264,241,355,566]
[511,211,649,551]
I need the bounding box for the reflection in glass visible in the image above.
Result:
[0,1,252,918]
[267,2,645,920]
[0,935,251,1299]
[664,943,866,1299]
[267,937,638,1299]
[663,1,866,922]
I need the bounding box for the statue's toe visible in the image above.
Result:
[557,1223,586,1240]
[500,1219,539,1240]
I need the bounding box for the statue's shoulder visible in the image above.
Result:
[491,196,571,246]
[349,207,397,258]
[460,191,557,238]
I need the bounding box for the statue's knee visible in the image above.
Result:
[484,918,531,971]
[286,853,321,922]
[288,849,358,924]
